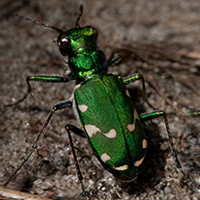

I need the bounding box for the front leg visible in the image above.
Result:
[5,75,74,107]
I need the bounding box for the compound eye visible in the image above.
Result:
[57,34,70,49]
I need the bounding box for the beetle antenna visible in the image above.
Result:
[13,14,63,33]
[75,4,83,28]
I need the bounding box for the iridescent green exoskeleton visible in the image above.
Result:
[5,5,200,198]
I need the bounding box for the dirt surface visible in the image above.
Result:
[0,0,200,200]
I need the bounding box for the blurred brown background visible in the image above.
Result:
[0,0,200,199]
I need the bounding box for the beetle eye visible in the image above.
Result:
[57,34,70,49]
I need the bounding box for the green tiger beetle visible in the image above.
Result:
[5,5,200,198]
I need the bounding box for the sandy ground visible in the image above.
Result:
[0,0,200,199]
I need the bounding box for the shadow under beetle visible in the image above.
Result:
[5,5,200,198]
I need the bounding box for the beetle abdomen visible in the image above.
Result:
[74,74,147,180]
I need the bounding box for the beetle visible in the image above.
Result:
[5,5,199,198]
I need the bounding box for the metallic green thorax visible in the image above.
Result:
[58,26,107,80]
[57,25,147,180]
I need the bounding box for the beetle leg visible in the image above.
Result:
[123,73,156,110]
[107,54,121,67]
[4,100,72,187]
[140,110,200,191]
[66,124,85,138]
[5,75,74,107]
[65,124,86,198]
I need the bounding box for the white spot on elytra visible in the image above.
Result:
[134,109,139,119]
[127,109,139,132]
[127,123,135,132]
[142,139,147,149]
[100,153,111,163]
[125,89,130,97]
[104,129,117,138]
[84,124,100,137]
[61,38,68,42]
[113,164,128,171]
[78,104,88,113]
[73,84,81,92]
[134,156,145,167]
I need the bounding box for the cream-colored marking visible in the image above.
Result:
[78,104,88,113]
[84,124,100,137]
[73,84,81,92]
[112,71,119,76]
[61,38,69,42]
[104,129,117,138]
[134,156,145,167]
[134,109,139,119]
[113,164,128,171]
[127,123,135,132]
[127,109,140,132]
[142,139,147,149]
[100,153,111,163]
[125,89,130,97]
